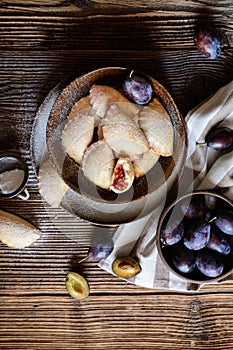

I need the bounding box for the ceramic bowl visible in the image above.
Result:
[156,191,233,284]
[46,67,187,225]
[0,152,29,200]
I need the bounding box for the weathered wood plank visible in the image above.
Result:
[0,294,233,349]
[1,0,233,15]
[1,50,233,121]
[0,13,232,51]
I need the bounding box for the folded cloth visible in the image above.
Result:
[99,80,233,292]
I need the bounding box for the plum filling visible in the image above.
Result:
[111,163,128,191]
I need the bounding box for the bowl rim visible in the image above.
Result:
[156,190,233,284]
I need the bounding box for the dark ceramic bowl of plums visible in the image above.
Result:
[156,191,233,284]
[46,67,187,225]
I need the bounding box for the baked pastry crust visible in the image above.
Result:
[139,98,174,156]
[39,158,68,207]
[82,140,115,190]
[102,103,149,159]
[89,84,139,118]
[0,210,41,248]
[62,113,95,164]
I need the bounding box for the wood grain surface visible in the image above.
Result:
[0,1,233,349]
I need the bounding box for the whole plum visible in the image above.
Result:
[122,73,153,105]
[204,194,218,211]
[160,219,184,246]
[197,250,224,278]
[205,127,233,151]
[172,245,197,274]
[183,219,210,251]
[87,235,114,261]
[194,26,221,59]
[215,210,233,235]
[207,227,231,255]
[181,196,209,219]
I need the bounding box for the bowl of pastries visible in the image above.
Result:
[46,67,187,225]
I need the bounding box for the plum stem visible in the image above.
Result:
[208,216,217,224]
[196,141,207,146]
[78,256,88,263]
[129,70,134,78]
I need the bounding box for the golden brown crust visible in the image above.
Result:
[62,114,95,164]
[89,84,139,118]
[39,159,68,207]
[0,210,41,249]
[102,103,149,159]
[67,96,92,120]
[139,98,174,157]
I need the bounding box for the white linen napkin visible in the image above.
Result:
[99,80,233,291]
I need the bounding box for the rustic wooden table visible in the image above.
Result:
[0,1,233,349]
